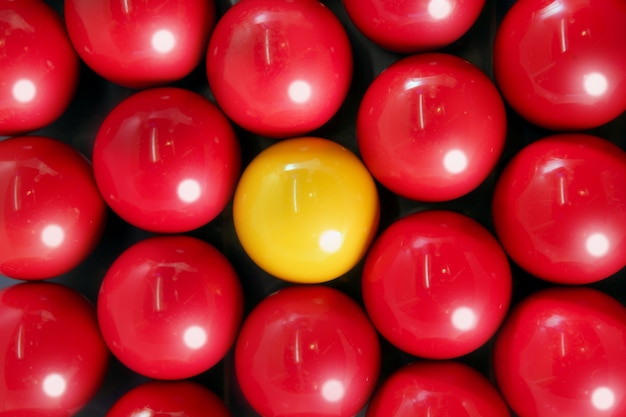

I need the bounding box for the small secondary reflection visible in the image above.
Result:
[183,325,207,350]
[12,79,36,103]
[151,29,176,54]
[288,80,312,104]
[132,410,153,417]
[319,230,343,253]
[428,0,453,19]
[585,233,609,257]
[43,373,66,398]
[592,387,615,410]
[583,72,608,97]
[451,307,476,331]
[443,149,467,174]
[177,179,202,203]
[321,379,345,402]
[41,224,64,248]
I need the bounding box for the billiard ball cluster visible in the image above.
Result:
[0,0,625,416]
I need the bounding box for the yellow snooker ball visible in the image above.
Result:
[233,137,380,283]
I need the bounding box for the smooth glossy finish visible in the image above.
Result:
[233,137,379,283]
[0,0,79,136]
[343,0,486,53]
[93,87,240,234]
[494,0,626,130]
[206,0,353,138]
[357,53,506,202]
[367,361,510,417]
[0,136,107,280]
[106,381,231,417]
[0,282,109,416]
[64,0,215,89]
[235,285,381,417]
[494,287,626,417]
[362,210,512,359]
[97,235,244,380]
[492,134,626,284]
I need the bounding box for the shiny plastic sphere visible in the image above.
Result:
[362,210,512,359]
[206,0,353,138]
[64,0,215,89]
[97,235,244,380]
[92,87,240,234]
[492,134,626,284]
[367,361,510,417]
[494,0,626,130]
[0,136,107,280]
[0,282,109,416]
[235,285,381,417]
[0,0,79,136]
[233,137,379,283]
[357,53,506,202]
[106,381,232,417]
[343,0,486,53]
[494,287,626,417]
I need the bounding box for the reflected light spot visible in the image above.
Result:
[177,179,201,203]
[591,387,615,410]
[583,72,608,97]
[321,379,345,402]
[451,307,476,331]
[13,79,36,103]
[183,326,207,350]
[151,29,176,53]
[132,410,153,417]
[41,225,64,248]
[43,374,66,398]
[443,149,468,174]
[428,0,453,19]
[319,230,343,253]
[586,233,609,257]
[288,80,312,103]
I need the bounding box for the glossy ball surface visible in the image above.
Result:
[367,361,510,417]
[64,0,215,88]
[235,285,381,417]
[494,287,626,417]
[206,0,353,138]
[0,282,109,416]
[362,210,511,359]
[233,137,379,283]
[357,53,506,202]
[0,0,79,136]
[0,136,107,280]
[93,87,240,234]
[97,235,244,380]
[343,0,486,53]
[106,381,231,417]
[492,134,626,284]
[494,0,626,130]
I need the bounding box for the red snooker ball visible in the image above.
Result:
[92,87,240,234]
[235,285,381,417]
[64,0,215,89]
[494,287,626,417]
[97,235,244,380]
[494,0,626,130]
[367,361,510,417]
[206,0,353,138]
[492,134,626,284]
[343,0,487,53]
[0,0,79,136]
[0,136,107,280]
[362,210,512,359]
[357,53,507,202]
[0,282,109,417]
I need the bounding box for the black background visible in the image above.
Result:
[1,0,625,416]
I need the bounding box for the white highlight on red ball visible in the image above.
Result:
[443,149,468,174]
[451,307,476,331]
[183,325,208,350]
[41,224,65,248]
[43,373,67,398]
[585,233,609,257]
[288,80,312,104]
[321,379,345,402]
[132,410,153,417]
[319,230,343,253]
[12,79,37,103]
[583,72,608,97]
[428,0,453,19]
[177,179,202,203]
[151,29,176,54]
[591,387,615,410]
